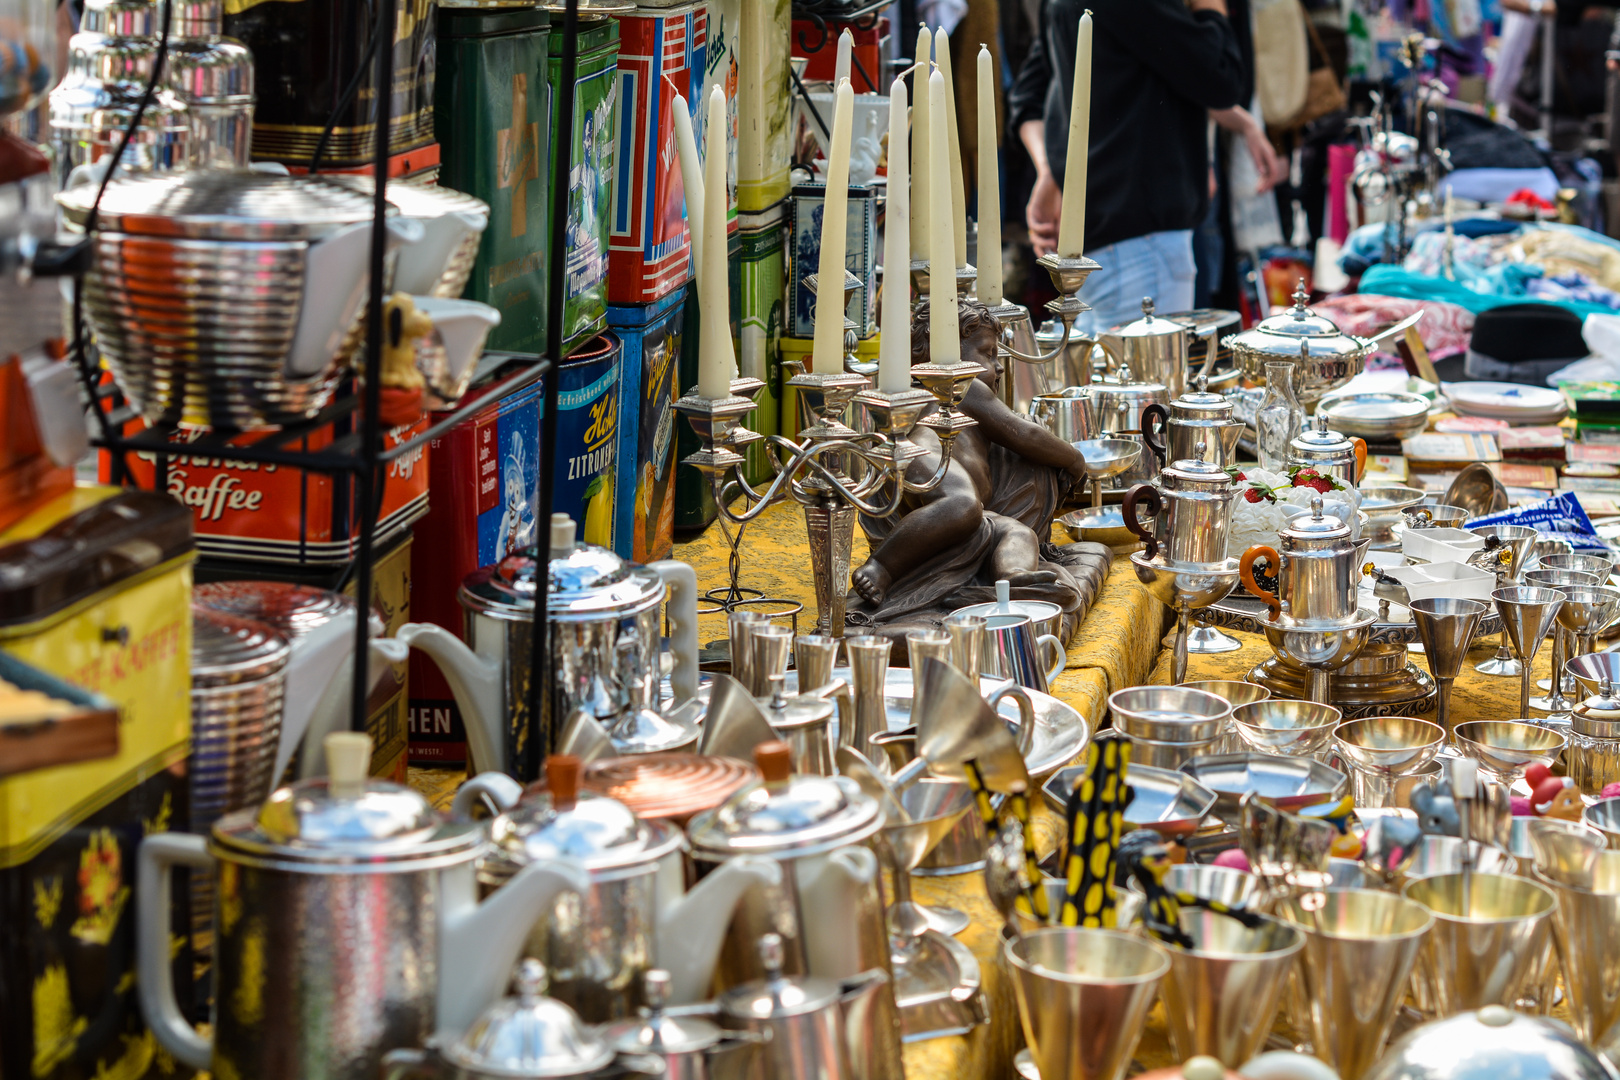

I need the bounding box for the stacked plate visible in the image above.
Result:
[1443,382,1569,426]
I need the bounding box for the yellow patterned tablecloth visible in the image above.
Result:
[412,503,1168,1080]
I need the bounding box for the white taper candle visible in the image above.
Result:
[935,27,967,268]
[928,69,959,363]
[976,45,1002,304]
[878,77,911,392]
[812,79,855,373]
[909,25,931,261]
[697,86,734,397]
[1056,10,1092,257]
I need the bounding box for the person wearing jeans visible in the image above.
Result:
[1009,0,1247,332]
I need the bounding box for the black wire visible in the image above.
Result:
[308,4,380,175]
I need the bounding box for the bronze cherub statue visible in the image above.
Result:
[846,297,1110,650]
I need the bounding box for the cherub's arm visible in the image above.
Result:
[959,380,1087,479]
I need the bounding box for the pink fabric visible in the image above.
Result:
[1312,294,1476,360]
[1328,143,1356,244]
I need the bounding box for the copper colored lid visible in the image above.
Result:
[578,753,758,824]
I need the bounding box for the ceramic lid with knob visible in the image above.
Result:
[444,958,616,1079]
[485,755,684,877]
[215,733,485,866]
[460,515,667,624]
[1228,283,1367,361]
[1168,374,1235,421]
[57,170,386,240]
[718,933,845,1020]
[1112,297,1193,341]
[603,969,727,1058]
[687,742,883,858]
[191,605,291,689]
[1279,497,1351,547]
[1159,440,1236,494]
[1360,1005,1612,1080]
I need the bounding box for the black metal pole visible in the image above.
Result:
[528,0,580,779]
[350,0,397,734]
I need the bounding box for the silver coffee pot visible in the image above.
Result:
[687,742,904,1080]
[1290,412,1368,486]
[1120,441,1245,566]
[1101,297,1197,397]
[136,734,588,1080]
[400,514,701,774]
[1141,373,1244,469]
[382,959,665,1080]
[455,755,780,1022]
[717,934,894,1080]
[1087,361,1170,435]
[1239,496,1373,624]
[604,970,763,1080]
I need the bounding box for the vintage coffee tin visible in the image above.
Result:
[607,291,683,562]
[435,7,553,352]
[225,0,437,169]
[735,203,787,476]
[407,347,621,765]
[609,2,705,305]
[0,488,197,1080]
[709,0,793,211]
[106,417,430,566]
[788,180,877,339]
[547,18,619,358]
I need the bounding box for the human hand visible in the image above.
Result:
[1190,0,1229,14]
[1027,169,1062,257]
[1243,120,1284,193]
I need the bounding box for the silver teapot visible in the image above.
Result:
[1121,441,1244,566]
[1239,496,1372,624]
[136,734,588,1080]
[381,959,665,1080]
[604,970,763,1080]
[1228,282,1423,406]
[453,755,780,1022]
[1101,297,1197,397]
[1290,413,1367,486]
[1141,373,1244,469]
[1087,361,1170,435]
[400,513,700,775]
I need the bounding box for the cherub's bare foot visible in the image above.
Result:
[852,558,892,604]
[1004,569,1058,588]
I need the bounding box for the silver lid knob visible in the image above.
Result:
[644,969,671,1010]
[514,958,547,1004]
[758,933,784,976]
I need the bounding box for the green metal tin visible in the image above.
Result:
[734,203,785,485]
[435,7,552,354]
[547,20,619,358]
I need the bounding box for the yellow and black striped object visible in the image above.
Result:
[1059,737,1132,928]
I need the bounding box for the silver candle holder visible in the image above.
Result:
[990,252,1102,407]
[909,259,979,301]
[673,350,982,637]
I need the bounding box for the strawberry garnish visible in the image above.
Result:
[1244,488,1266,503]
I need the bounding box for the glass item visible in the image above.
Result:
[1256,361,1303,472]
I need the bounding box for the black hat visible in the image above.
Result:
[1465,303,1587,385]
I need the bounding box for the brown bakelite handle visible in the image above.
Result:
[1239,545,1282,619]
[546,754,582,811]
[755,741,794,785]
[1121,483,1161,559]
[1140,403,1168,465]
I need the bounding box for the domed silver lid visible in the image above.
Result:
[604,970,726,1057]
[487,755,683,875]
[687,743,883,857]
[1229,283,1367,361]
[1291,413,1356,455]
[1361,1006,1613,1080]
[1280,497,1350,543]
[191,606,291,688]
[717,934,845,1021]
[1171,374,1235,419]
[1160,439,1235,491]
[57,171,385,240]
[460,516,666,624]
[194,581,354,640]
[446,959,615,1079]
[1112,297,1192,341]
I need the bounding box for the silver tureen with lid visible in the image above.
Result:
[1228,283,1403,406]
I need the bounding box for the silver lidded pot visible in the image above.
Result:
[1087,360,1170,435]
[381,958,664,1080]
[1239,496,1371,625]
[1290,412,1368,487]
[603,969,761,1080]
[1141,373,1244,469]
[1228,282,1376,406]
[468,754,778,1023]
[1568,677,1620,793]
[136,733,587,1080]
[1102,297,1196,398]
[1360,1005,1613,1080]
[1121,440,1244,567]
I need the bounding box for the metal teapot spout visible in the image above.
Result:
[397,621,507,775]
[656,857,782,1004]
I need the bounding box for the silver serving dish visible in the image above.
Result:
[776,668,1089,780]
[1042,762,1216,838]
[1316,390,1431,441]
[1445,463,1510,519]
[1178,752,1348,824]
[1227,284,1423,407]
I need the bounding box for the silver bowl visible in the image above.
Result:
[1317,390,1431,440]
[1108,685,1232,742]
[1230,699,1343,757]
[1179,752,1348,825]
[1584,798,1620,849]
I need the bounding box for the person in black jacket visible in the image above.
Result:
[1008,0,1247,330]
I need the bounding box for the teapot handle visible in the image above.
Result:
[1121,483,1161,559]
[450,770,525,820]
[1240,545,1283,619]
[986,678,1038,759]
[1352,437,1367,483]
[1140,403,1168,465]
[136,834,215,1071]
[650,560,700,707]
[1038,634,1065,689]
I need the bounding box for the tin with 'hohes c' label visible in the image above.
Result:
[548,333,623,550]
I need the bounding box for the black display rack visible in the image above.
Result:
[71,0,586,783]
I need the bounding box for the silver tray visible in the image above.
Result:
[777,669,1091,780]
[1178,753,1348,825]
[1041,762,1215,837]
